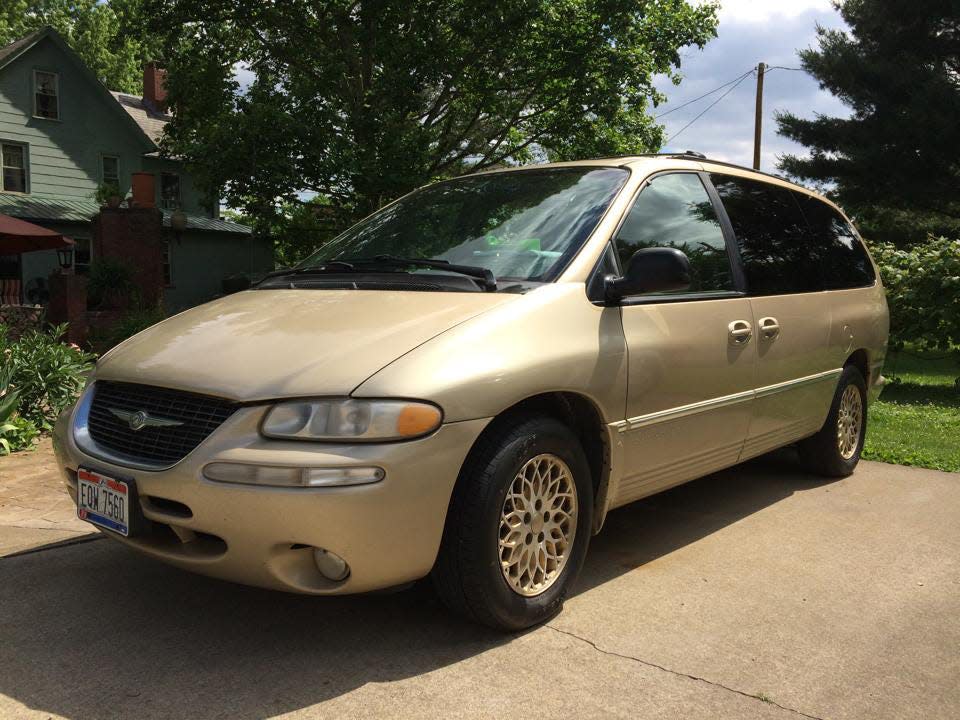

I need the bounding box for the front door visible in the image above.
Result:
[612,172,757,507]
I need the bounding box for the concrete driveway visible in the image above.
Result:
[0,447,957,719]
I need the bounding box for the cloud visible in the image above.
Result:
[655,3,851,175]
[717,0,836,23]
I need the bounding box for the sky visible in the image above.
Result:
[655,0,851,173]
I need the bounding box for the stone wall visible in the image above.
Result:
[0,304,44,340]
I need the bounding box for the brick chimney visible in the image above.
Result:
[143,61,168,112]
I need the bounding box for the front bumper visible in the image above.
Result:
[53,397,489,594]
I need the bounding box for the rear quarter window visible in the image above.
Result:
[795,195,876,289]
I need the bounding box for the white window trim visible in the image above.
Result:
[0,140,30,194]
[32,69,60,121]
[72,235,93,274]
[159,172,181,210]
[100,153,121,187]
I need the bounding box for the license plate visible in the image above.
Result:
[77,468,132,536]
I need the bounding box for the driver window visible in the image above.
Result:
[614,173,734,294]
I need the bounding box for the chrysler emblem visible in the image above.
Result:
[109,408,184,431]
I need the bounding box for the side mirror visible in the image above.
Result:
[604,247,691,304]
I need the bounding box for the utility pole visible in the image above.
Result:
[753,62,765,170]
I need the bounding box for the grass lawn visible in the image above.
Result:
[863,348,960,472]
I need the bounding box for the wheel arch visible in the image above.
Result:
[456,391,613,535]
[844,348,870,385]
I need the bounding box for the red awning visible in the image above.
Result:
[0,213,74,254]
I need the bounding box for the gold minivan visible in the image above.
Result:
[54,154,888,630]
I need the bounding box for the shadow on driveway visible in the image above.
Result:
[0,449,834,719]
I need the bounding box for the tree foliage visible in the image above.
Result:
[0,0,160,94]
[868,236,960,350]
[138,0,718,232]
[776,0,960,224]
[224,200,341,268]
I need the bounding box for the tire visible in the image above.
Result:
[432,414,594,631]
[797,365,867,477]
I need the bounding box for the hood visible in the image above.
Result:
[96,289,516,401]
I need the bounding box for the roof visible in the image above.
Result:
[110,92,171,145]
[0,195,97,223]
[0,194,252,235]
[472,152,839,209]
[0,28,44,67]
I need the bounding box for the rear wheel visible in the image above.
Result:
[432,415,593,631]
[797,365,867,477]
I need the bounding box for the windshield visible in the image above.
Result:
[298,167,629,283]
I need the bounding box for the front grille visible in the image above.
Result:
[87,381,239,466]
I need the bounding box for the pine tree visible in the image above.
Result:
[777,0,960,231]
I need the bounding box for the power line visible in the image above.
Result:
[653,68,755,119]
[666,70,755,144]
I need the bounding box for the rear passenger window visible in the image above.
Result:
[796,195,875,289]
[710,174,819,295]
[615,173,733,294]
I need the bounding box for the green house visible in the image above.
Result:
[0,27,272,312]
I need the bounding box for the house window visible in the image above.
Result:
[74,236,91,275]
[101,155,120,188]
[1,143,27,193]
[162,239,172,285]
[160,172,180,209]
[33,70,59,120]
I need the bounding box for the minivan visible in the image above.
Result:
[54,153,889,630]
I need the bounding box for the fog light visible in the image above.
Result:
[314,548,349,581]
[204,463,384,487]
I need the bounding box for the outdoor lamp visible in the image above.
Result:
[56,246,74,273]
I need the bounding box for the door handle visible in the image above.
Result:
[758,316,781,340]
[728,320,753,345]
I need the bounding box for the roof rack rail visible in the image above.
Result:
[609,152,789,182]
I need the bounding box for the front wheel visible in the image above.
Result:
[432,415,593,631]
[797,365,867,477]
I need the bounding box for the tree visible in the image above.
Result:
[224,199,340,267]
[139,0,718,232]
[776,0,960,228]
[0,1,160,94]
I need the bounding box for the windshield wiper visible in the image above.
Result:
[341,255,497,291]
[255,261,357,284]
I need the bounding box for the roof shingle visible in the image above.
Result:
[0,28,46,68]
[109,91,171,145]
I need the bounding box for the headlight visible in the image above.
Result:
[261,399,442,441]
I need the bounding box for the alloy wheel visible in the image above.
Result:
[498,453,578,597]
[837,384,863,460]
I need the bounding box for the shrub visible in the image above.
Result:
[0,415,40,455]
[0,347,40,455]
[107,305,166,348]
[867,235,960,350]
[87,257,139,309]
[0,323,96,431]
